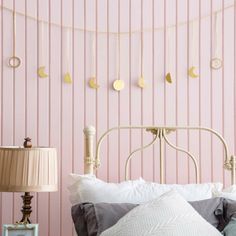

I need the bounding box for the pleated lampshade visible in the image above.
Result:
[0,147,58,192]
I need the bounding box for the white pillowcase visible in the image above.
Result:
[100,190,222,236]
[214,184,236,200]
[68,174,223,205]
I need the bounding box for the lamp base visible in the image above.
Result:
[18,192,33,224]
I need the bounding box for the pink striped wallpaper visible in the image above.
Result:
[0,0,236,235]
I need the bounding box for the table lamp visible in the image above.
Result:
[0,138,58,224]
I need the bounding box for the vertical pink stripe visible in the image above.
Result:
[0,0,3,227]
[13,0,15,147]
[106,0,109,181]
[72,0,74,173]
[129,0,131,178]
[0,0,2,224]
[84,0,86,127]
[199,0,202,182]
[1,0,4,146]
[25,0,27,136]
[95,0,98,178]
[222,0,225,186]
[48,0,51,235]
[235,0,236,155]
[210,0,213,182]
[175,0,178,183]
[187,0,190,183]
[152,0,155,181]
[12,0,15,223]
[60,0,63,234]
[36,0,39,223]
[118,0,121,181]
[164,0,166,183]
[140,0,143,178]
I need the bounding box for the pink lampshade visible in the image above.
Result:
[0,147,58,192]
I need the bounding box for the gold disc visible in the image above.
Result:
[113,80,124,91]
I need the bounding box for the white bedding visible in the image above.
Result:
[68,174,223,205]
[100,190,222,236]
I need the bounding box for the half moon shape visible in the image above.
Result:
[188,66,199,78]
[38,66,48,78]
[89,77,100,89]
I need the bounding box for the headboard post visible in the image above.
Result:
[83,126,96,174]
[230,155,236,185]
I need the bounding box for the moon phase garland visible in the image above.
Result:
[4,4,225,89]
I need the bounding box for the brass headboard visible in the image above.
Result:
[83,126,236,185]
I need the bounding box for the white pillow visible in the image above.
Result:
[68,174,223,205]
[100,190,222,236]
[214,184,236,200]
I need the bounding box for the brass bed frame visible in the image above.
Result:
[83,126,236,185]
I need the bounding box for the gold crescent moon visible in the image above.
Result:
[188,66,199,78]
[113,79,125,91]
[138,76,146,88]
[37,66,48,78]
[64,72,72,84]
[89,77,100,89]
[165,73,172,83]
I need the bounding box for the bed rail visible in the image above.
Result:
[83,126,236,184]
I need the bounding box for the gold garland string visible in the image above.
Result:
[0,3,234,35]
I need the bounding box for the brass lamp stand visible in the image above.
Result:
[19,192,33,224]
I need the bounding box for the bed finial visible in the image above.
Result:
[84,126,96,174]
[230,155,236,185]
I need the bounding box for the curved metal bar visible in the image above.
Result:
[125,133,159,180]
[162,131,199,183]
[95,126,152,168]
[95,126,230,171]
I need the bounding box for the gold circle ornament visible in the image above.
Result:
[113,79,124,91]
[8,56,21,68]
[210,58,222,70]
[138,76,146,88]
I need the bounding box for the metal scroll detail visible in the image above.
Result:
[125,132,159,181]
[162,131,199,183]
[90,126,234,184]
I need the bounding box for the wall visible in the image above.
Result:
[0,0,235,235]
